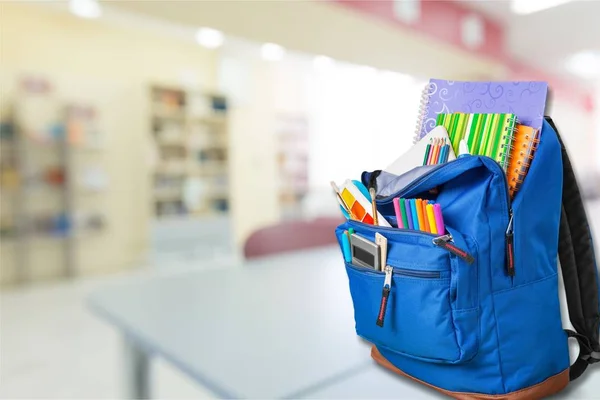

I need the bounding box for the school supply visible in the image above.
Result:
[338,180,391,227]
[375,232,388,271]
[423,138,450,166]
[385,126,455,177]
[341,230,352,262]
[433,203,445,235]
[330,181,352,219]
[350,233,380,270]
[436,112,518,171]
[405,199,414,229]
[336,116,599,399]
[414,79,548,142]
[369,188,379,225]
[507,124,540,199]
[392,198,402,228]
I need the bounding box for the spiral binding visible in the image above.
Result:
[507,130,540,199]
[412,83,432,144]
[497,119,519,172]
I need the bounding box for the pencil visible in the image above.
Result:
[423,143,431,166]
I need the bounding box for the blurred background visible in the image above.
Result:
[0,0,599,398]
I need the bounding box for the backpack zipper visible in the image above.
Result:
[432,234,475,264]
[505,210,515,276]
[376,266,393,327]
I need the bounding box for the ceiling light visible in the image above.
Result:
[511,0,573,15]
[195,28,225,49]
[261,43,285,62]
[565,51,600,80]
[312,55,335,70]
[69,0,102,19]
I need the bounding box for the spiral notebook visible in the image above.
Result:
[436,112,518,171]
[414,79,548,143]
[507,125,540,199]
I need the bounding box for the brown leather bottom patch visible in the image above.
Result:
[371,346,569,399]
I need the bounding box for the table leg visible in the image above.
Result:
[122,336,151,399]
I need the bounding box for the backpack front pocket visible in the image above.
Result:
[339,224,479,364]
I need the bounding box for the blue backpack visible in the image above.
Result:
[336,117,600,398]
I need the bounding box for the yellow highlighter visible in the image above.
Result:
[426,204,438,235]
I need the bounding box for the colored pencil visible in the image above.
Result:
[423,143,431,166]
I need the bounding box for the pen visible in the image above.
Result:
[369,187,378,226]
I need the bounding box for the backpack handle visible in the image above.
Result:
[548,116,600,381]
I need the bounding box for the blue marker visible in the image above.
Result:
[410,199,419,230]
[342,231,352,262]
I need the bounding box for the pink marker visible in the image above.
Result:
[434,203,445,235]
[393,197,404,228]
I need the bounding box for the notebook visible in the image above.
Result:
[507,125,540,199]
[385,125,456,176]
[414,79,548,142]
[436,113,518,171]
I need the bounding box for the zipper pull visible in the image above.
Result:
[506,210,515,276]
[432,234,475,264]
[376,266,393,328]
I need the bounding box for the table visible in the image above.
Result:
[88,247,371,399]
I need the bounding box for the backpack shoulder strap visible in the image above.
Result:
[546,116,600,381]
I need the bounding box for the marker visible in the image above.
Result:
[393,197,403,228]
[342,230,352,262]
[422,199,430,233]
[410,199,419,231]
[400,199,409,230]
[426,204,438,235]
[369,187,378,226]
[416,199,425,232]
[434,203,445,235]
[405,199,414,230]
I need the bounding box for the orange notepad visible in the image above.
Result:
[507,125,540,200]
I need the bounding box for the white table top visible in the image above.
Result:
[88,247,372,399]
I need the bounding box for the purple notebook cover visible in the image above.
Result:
[418,79,548,139]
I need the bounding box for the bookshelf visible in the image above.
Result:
[0,77,107,284]
[150,85,229,218]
